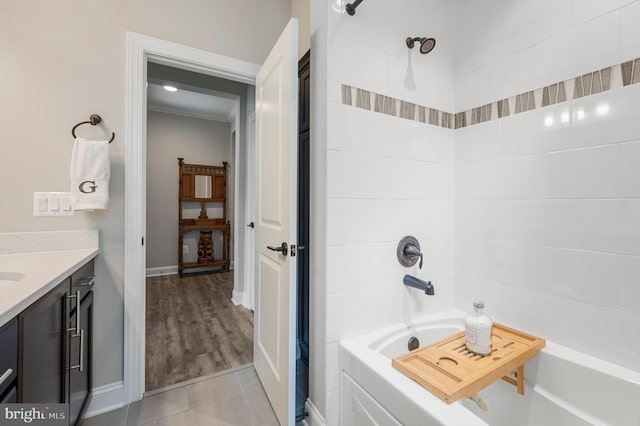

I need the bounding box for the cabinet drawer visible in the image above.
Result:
[0,318,18,397]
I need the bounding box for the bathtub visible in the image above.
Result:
[339,309,640,426]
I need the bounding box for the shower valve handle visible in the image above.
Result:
[404,245,423,269]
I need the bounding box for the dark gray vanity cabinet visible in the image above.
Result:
[18,278,70,403]
[17,258,94,426]
[0,318,18,403]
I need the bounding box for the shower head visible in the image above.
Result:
[406,37,436,54]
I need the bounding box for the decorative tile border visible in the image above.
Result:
[341,57,640,130]
[341,85,455,129]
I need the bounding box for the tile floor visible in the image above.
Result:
[83,365,280,426]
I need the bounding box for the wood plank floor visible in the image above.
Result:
[145,271,253,391]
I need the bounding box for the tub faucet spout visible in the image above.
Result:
[403,274,435,295]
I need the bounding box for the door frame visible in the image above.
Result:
[124,31,260,403]
[228,101,240,276]
[244,111,257,310]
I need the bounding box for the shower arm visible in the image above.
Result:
[346,0,364,16]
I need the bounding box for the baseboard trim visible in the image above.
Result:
[231,289,246,306]
[145,265,178,277]
[304,398,325,426]
[146,263,234,277]
[85,381,126,418]
[231,289,253,311]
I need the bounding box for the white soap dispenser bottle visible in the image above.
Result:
[465,301,493,356]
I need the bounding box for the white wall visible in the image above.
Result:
[454,0,640,110]
[454,0,640,373]
[318,1,457,423]
[0,0,291,389]
[146,111,231,268]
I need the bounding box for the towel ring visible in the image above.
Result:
[72,114,115,143]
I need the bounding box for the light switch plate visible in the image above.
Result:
[34,192,75,216]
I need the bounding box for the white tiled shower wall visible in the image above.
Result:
[454,0,640,109]
[324,0,456,421]
[319,0,640,424]
[454,0,640,374]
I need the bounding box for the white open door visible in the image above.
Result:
[254,18,299,426]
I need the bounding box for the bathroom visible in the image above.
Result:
[2,0,640,425]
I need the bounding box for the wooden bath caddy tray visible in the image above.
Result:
[392,324,545,406]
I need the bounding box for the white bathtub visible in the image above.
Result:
[339,309,640,426]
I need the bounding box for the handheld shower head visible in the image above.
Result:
[406,37,437,54]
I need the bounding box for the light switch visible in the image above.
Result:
[61,197,71,211]
[38,197,48,212]
[34,192,74,216]
[48,197,60,211]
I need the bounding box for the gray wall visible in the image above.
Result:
[0,0,291,389]
[146,111,231,268]
[291,0,311,58]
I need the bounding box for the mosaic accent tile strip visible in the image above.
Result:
[356,88,371,110]
[418,106,427,123]
[340,56,640,130]
[341,84,352,106]
[620,58,640,86]
[399,101,416,120]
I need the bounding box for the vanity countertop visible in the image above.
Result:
[0,248,98,327]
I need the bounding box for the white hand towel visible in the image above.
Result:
[70,137,110,210]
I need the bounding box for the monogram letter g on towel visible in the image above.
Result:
[79,180,98,194]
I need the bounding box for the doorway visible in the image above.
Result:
[296,49,311,421]
[124,27,300,424]
[144,64,254,391]
[124,33,261,400]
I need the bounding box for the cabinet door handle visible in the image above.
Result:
[0,368,13,387]
[74,290,81,336]
[70,329,84,372]
[67,290,81,335]
[79,328,84,372]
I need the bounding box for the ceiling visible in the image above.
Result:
[147,83,239,122]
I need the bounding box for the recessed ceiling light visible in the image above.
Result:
[163,85,178,92]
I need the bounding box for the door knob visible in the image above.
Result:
[267,242,288,256]
[247,222,255,228]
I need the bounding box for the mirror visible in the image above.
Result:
[194,175,212,199]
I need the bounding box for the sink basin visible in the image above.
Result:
[0,272,26,284]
